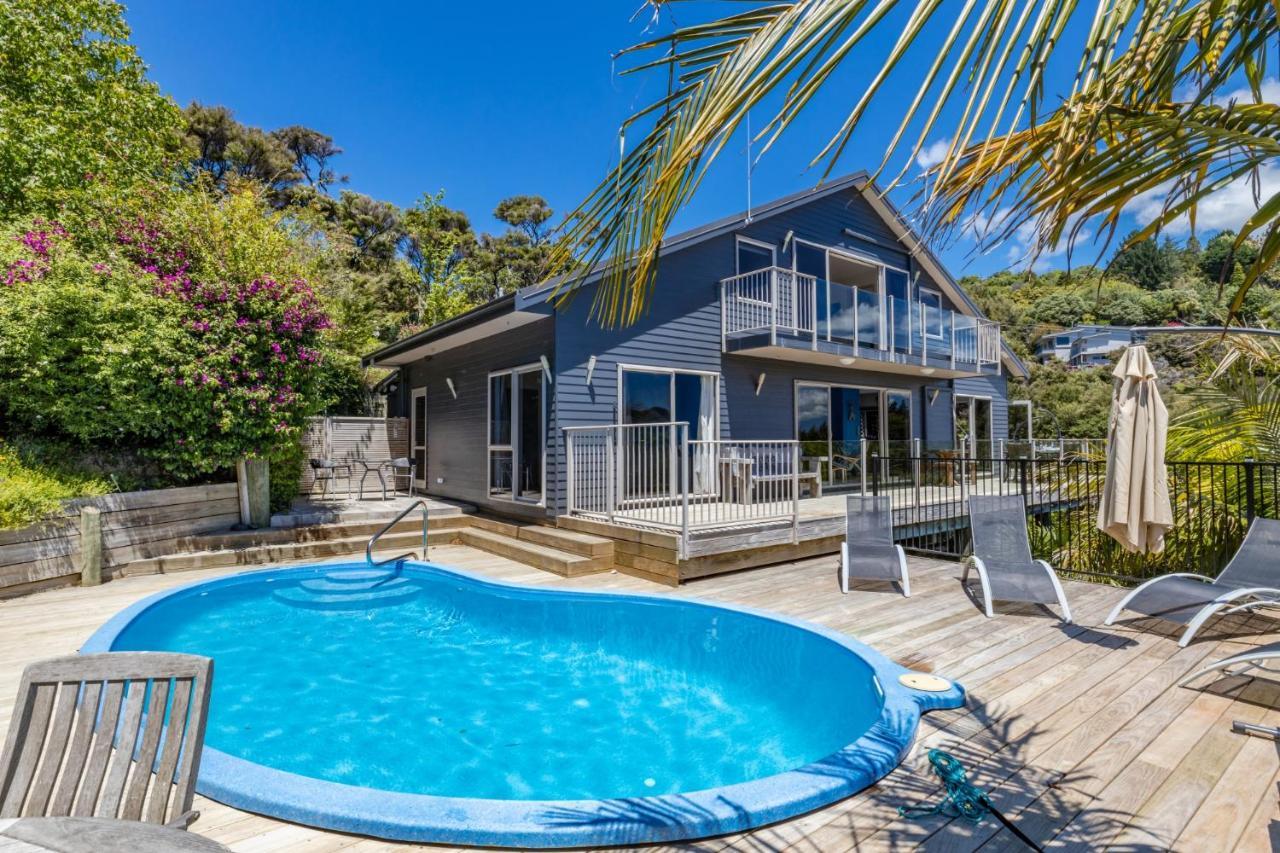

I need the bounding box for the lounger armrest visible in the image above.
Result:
[166,809,199,830]
[966,556,995,618]
[840,541,849,594]
[1105,572,1218,625]
[1036,560,1074,624]
[1213,587,1280,604]
[894,545,910,597]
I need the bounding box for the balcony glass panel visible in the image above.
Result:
[889,295,912,354]
[856,288,880,349]
[828,283,855,343]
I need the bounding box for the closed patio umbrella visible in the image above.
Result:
[1097,345,1173,553]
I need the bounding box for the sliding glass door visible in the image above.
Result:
[794,242,922,354]
[796,383,913,491]
[488,365,545,504]
[620,367,717,501]
[954,395,993,457]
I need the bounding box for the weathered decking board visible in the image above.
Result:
[0,545,1276,851]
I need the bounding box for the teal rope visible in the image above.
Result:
[899,749,1042,851]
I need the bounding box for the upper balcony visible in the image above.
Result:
[720,266,1002,378]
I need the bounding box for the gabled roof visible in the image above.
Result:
[366,172,1030,378]
[517,172,872,303]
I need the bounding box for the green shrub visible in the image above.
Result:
[0,440,112,529]
[268,439,305,514]
[0,183,332,480]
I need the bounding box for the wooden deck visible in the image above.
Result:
[1,546,1278,851]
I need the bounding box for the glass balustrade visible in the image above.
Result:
[720,267,999,371]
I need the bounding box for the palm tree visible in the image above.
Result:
[549,0,1279,328]
[1167,334,1280,463]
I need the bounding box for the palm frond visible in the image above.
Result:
[548,0,1279,328]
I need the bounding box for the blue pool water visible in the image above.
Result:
[108,564,878,800]
[88,561,964,846]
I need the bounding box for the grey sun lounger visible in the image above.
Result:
[840,495,909,596]
[963,494,1073,623]
[1180,640,1280,686]
[1106,516,1280,647]
[0,652,213,830]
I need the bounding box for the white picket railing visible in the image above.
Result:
[722,267,1002,371]
[721,267,818,341]
[564,422,801,557]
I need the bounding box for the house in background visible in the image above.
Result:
[364,173,1028,580]
[1036,324,1135,366]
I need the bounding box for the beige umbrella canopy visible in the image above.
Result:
[1098,345,1174,553]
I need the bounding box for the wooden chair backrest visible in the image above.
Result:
[0,652,213,826]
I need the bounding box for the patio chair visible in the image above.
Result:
[386,457,416,496]
[308,457,352,499]
[1105,517,1280,647]
[1180,640,1280,686]
[841,495,909,596]
[963,495,1073,623]
[0,652,213,830]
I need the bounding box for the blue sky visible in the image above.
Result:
[120,2,1269,278]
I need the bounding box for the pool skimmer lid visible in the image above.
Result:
[899,672,952,692]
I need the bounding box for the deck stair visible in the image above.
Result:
[112,511,615,580]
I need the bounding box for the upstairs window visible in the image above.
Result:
[735,237,775,274]
[919,288,944,339]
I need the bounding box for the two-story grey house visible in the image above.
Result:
[1036,324,1135,366]
[364,173,1027,572]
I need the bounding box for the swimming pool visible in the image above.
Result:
[85,562,963,847]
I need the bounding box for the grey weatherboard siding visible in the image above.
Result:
[389,182,1011,518]
[399,318,555,519]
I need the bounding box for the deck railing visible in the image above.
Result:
[564,422,801,557]
[720,266,1002,371]
[873,453,1280,584]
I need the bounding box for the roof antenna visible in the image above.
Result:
[745,111,754,223]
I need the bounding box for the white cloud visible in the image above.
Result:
[963,206,1093,272]
[915,138,952,171]
[1125,162,1280,237]
[1222,77,1280,105]
[1005,218,1095,273]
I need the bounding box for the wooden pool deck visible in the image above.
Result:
[1,545,1277,851]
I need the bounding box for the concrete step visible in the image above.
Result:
[183,515,467,552]
[455,528,608,578]
[270,497,474,529]
[118,513,615,582]
[272,577,423,610]
[117,529,454,578]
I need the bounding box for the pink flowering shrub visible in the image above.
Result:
[0,185,332,480]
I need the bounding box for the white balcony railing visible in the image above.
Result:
[721,266,1002,371]
[564,422,801,557]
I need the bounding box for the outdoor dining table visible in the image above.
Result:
[351,457,396,500]
[0,816,230,853]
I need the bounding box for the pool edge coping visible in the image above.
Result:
[82,560,965,848]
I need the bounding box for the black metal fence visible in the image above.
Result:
[867,454,1280,585]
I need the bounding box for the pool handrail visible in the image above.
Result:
[366,498,429,569]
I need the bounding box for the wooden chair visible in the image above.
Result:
[0,653,213,830]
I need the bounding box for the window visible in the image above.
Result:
[488,365,545,503]
[620,367,717,438]
[919,289,944,339]
[735,236,775,274]
[795,382,913,486]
